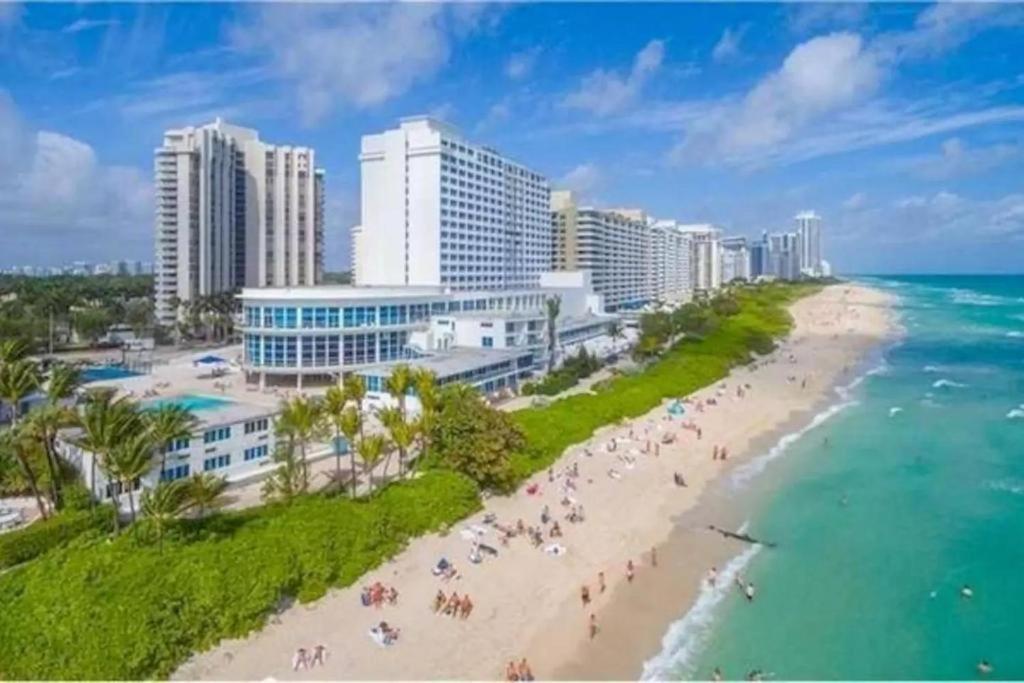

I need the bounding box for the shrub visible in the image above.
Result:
[0,505,114,570]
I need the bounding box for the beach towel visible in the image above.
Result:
[368,628,389,648]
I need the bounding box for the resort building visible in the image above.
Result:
[352,117,552,291]
[795,210,824,277]
[649,220,694,305]
[720,236,751,283]
[767,231,801,280]
[58,394,279,511]
[680,224,722,293]
[154,118,324,327]
[239,271,617,398]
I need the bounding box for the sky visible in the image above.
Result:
[0,2,1023,274]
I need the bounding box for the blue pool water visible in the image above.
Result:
[81,365,141,383]
[144,394,234,413]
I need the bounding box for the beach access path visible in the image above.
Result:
[174,283,896,681]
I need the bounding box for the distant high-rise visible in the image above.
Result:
[795,210,823,277]
[767,231,800,280]
[679,224,722,293]
[720,236,751,283]
[154,119,324,327]
[353,117,551,291]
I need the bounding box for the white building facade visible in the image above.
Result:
[795,210,824,277]
[680,224,722,293]
[353,117,551,291]
[154,119,324,327]
[720,236,751,283]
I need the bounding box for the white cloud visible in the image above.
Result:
[230,4,494,125]
[906,137,1023,180]
[674,32,881,164]
[0,91,152,265]
[787,4,868,34]
[558,163,604,201]
[62,18,119,34]
[563,39,665,116]
[882,3,1024,61]
[505,47,540,80]
[842,192,868,210]
[712,25,746,63]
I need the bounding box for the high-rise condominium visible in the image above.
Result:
[795,210,823,277]
[680,224,723,293]
[720,236,751,283]
[154,119,324,326]
[353,117,551,291]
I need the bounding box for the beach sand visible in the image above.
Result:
[174,283,897,681]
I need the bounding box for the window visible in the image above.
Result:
[203,427,231,444]
[203,454,231,471]
[244,445,269,461]
[244,418,269,434]
[482,336,494,348]
[165,437,190,452]
[342,333,377,365]
[160,464,190,481]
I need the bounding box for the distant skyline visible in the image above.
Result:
[1,2,1023,274]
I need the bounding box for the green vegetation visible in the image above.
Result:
[0,470,480,680]
[521,345,603,396]
[0,281,817,680]
[0,274,153,352]
[510,282,816,477]
[0,505,113,570]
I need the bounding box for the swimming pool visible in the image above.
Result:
[82,365,142,383]
[143,394,234,413]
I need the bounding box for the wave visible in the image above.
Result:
[932,379,967,389]
[889,407,903,417]
[640,536,763,680]
[923,365,942,373]
[1007,406,1024,420]
[1007,331,1024,338]
[730,399,856,488]
[988,479,1024,495]
[949,288,1023,307]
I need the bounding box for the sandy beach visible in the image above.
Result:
[174,283,897,681]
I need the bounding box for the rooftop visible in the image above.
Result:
[357,347,532,380]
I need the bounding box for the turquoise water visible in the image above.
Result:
[651,275,1024,681]
[81,365,141,382]
[144,394,234,413]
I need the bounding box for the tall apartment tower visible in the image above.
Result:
[680,224,722,293]
[720,236,751,283]
[354,117,551,291]
[154,119,324,327]
[649,219,694,304]
[795,210,823,277]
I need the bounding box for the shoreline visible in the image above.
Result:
[174,283,898,681]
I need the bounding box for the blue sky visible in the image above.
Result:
[1,2,1022,274]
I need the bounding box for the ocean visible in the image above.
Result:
[645,275,1024,681]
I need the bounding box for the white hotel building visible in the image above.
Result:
[352,117,551,291]
[795,210,824,277]
[154,119,324,327]
[679,224,723,293]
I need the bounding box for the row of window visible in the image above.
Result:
[244,330,410,368]
[244,445,269,461]
[244,418,269,434]
[203,427,231,444]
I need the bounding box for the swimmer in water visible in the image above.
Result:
[977,660,993,675]
[961,584,974,599]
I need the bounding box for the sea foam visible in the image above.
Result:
[640,531,762,681]
[1007,405,1024,420]
[932,379,967,389]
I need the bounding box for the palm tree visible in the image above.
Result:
[377,406,415,479]
[29,363,82,509]
[0,427,50,520]
[410,368,439,471]
[75,394,143,533]
[0,339,29,364]
[106,431,154,524]
[607,320,625,352]
[146,404,198,475]
[385,364,413,418]
[261,442,307,503]
[0,358,41,427]
[185,472,227,517]
[343,374,367,436]
[275,395,326,491]
[322,385,349,489]
[141,480,190,552]
[545,295,561,373]
[338,405,362,496]
[356,434,388,495]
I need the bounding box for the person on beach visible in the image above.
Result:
[460,594,474,619]
[310,644,327,667]
[541,505,550,525]
[589,613,599,639]
[550,522,563,538]
[674,472,688,487]
[387,586,398,605]
[627,559,635,582]
[707,566,718,586]
[581,585,591,607]
[745,582,756,601]
[713,445,719,460]
[598,571,606,593]
[433,590,446,612]
[651,547,658,568]
[518,658,534,681]
[506,660,519,681]
[721,446,728,460]
[292,647,309,671]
